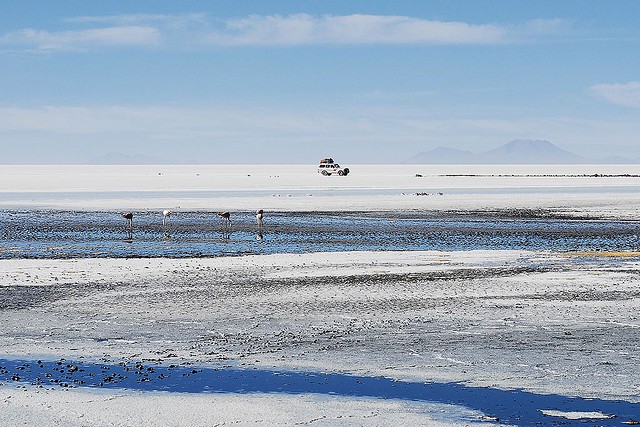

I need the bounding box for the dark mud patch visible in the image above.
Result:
[256,266,551,294]
[0,285,66,310]
[528,289,640,302]
[0,282,122,310]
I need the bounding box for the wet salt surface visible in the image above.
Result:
[2,184,640,202]
[0,358,638,426]
[1,210,639,259]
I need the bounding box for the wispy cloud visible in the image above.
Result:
[591,81,640,108]
[0,26,160,51]
[208,14,508,45]
[2,103,638,144]
[518,18,568,36]
[0,105,357,138]
[0,13,569,52]
[66,13,207,26]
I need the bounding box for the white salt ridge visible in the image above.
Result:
[541,409,615,419]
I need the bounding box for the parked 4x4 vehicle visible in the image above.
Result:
[317,158,350,176]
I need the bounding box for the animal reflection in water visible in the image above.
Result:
[218,211,232,238]
[162,210,172,237]
[116,210,264,241]
[256,209,264,241]
[162,210,172,227]
[121,212,133,241]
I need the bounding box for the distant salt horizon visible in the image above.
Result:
[1,164,640,215]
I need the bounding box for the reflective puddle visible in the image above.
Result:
[1,210,639,259]
[0,358,638,426]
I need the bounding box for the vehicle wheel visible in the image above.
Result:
[321,170,329,176]
[338,170,344,176]
[344,168,350,176]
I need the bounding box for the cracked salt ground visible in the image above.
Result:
[1,358,639,426]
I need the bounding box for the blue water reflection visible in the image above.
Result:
[0,358,638,426]
[1,210,639,259]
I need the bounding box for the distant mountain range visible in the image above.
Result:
[84,141,637,165]
[402,140,639,164]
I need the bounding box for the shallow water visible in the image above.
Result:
[1,210,638,259]
[0,358,638,426]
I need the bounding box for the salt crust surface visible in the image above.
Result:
[1,165,639,425]
[1,164,639,217]
[1,250,639,425]
[0,388,493,427]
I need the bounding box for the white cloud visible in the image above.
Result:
[209,14,507,45]
[590,81,640,108]
[1,26,160,51]
[66,13,210,32]
[0,13,571,52]
[68,13,202,24]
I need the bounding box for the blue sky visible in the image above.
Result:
[1,0,639,164]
